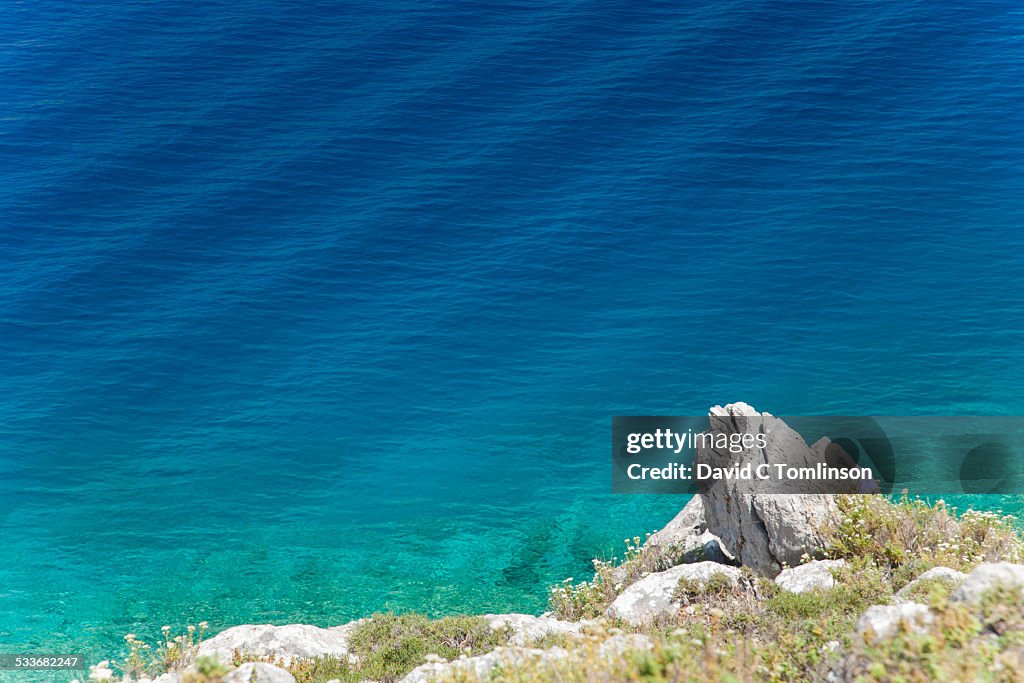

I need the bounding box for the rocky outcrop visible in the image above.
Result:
[951,562,1024,605]
[197,622,362,665]
[855,603,933,642]
[896,566,966,598]
[697,402,841,576]
[775,560,846,594]
[644,496,731,566]
[223,663,295,683]
[606,562,741,625]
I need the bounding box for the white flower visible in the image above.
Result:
[88,660,113,681]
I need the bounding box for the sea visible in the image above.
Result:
[2,0,1023,664]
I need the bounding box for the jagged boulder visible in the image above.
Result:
[644,496,731,566]
[197,622,362,665]
[696,402,840,576]
[775,560,846,594]
[606,562,741,625]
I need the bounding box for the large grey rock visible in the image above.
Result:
[223,663,296,683]
[696,403,843,576]
[775,560,847,594]
[399,635,653,683]
[855,603,933,642]
[645,497,731,566]
[606,562,741,625]
[481,614,590,645]
[896,566,967,598]
[197,622,361,665]
[952,562,1024,605]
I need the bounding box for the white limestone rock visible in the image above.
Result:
[398,635,653,683]
[952,562,1024,605]
[197,621,362,665]
[136,674,181,683]
[645,496,732,566]
[223,663,295,683]
[775,560,847,594]
[856,603,933,642]
[399,646,566,683]
[896,566,967,598]
[481,614,590,645]
[605,562,741,625]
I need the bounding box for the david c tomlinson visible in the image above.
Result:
[627,462,874,481]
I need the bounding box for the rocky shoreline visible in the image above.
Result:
[86,403,1024,683]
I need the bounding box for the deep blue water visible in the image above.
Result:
[2,0,1023,662]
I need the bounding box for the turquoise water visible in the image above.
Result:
[3,0,1024,663]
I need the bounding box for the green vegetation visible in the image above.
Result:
[843,583,1024,682]
[824,493,1023,587]
[118,622,210,679]
[898,576,959,606]
[547,535,649,620]
[673,571,736,605]
[181,656,230,683]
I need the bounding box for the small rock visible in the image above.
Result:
[775,560,847,594]
[952,563,1024,605]
[896,566,967,598]
[598,634,654,656]
[138,674,181,683]
[647,496,706,548]
[399,646,564,683]
[856,603,933,642]
[481,614,590,645]
[606,562,742,625]
[399,635,653,683]
[645,498,732,566]
[223,663,296,683]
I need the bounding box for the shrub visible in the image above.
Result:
[674,572,735,605]
[345,613,508,682]
[118,622,209,679]
[181,656,230,683]
[824,493,1023,587]
[547,535,660,620]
